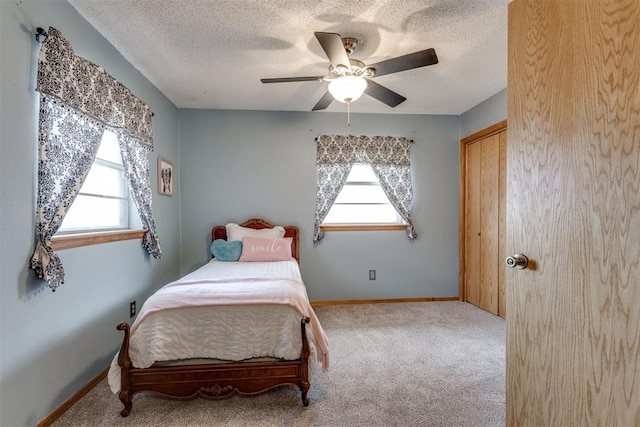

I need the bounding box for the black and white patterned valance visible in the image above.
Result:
[316,134,411,166]
[36,27,154,149]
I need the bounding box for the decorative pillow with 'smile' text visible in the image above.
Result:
[239,237,293,262]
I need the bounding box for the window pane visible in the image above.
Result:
[96,130,122,164]
[334,184,389,204]
[59,194,127,231]
[323,204,401,224]
[322,163,405,225]
[54,130,133,235]
[347,164,377,182]
[81,163,126,197]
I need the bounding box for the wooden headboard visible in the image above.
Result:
[211,218,300,263]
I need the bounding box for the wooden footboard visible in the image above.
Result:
[116,317,311,417]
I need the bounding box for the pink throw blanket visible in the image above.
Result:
[131,277,330,371]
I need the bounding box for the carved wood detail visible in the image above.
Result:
[117,317,311,416]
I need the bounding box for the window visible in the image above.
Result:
[34,28,161,290]
[313,135,416,245]
[322,164,405,225]
[57,130,130,234]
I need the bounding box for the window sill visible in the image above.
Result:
[52,229,147,251]
[321,224,407,232]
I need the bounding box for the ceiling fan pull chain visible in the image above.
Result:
[347,100,351,133]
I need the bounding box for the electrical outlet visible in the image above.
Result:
[129,301,136,318]
[369,270,376,280]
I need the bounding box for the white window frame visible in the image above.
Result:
[322,163,406,230]
[56,130,129,235]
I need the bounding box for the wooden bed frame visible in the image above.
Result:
[116,218,310,417]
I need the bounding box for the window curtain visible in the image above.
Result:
[31,27,162,290]
[116,132,162,259]
[313,134,417,245]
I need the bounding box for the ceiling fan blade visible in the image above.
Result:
[314,32,351,70]
[364,79,406,107]
[312,91,334,111]
[261,76,324,83]
[368,48,438,78]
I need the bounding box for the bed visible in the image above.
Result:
[108,218,329,417]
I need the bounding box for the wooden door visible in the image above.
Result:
[462,124,506,317]
[507,0,640,424]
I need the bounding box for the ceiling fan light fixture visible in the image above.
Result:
[328,75,368,103]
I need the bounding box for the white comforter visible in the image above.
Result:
[108,259,328,393]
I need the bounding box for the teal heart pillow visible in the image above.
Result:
[210,239,242,262]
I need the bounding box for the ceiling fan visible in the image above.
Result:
[260,32,438,111]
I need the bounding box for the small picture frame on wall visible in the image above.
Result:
[157,157,174,196]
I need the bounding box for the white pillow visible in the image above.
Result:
[226,223,285,242]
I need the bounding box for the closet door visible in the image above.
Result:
[464,138,483,308]
[462,124,506,317]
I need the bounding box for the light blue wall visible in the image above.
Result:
[178,110,460,301]
[460,88,507,138]
[0,1,181,425]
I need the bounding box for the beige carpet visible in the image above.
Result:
[53,302,505,427]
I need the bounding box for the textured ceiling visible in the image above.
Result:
[68,0,509,115]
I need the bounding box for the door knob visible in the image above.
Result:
[506,253,528,269]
